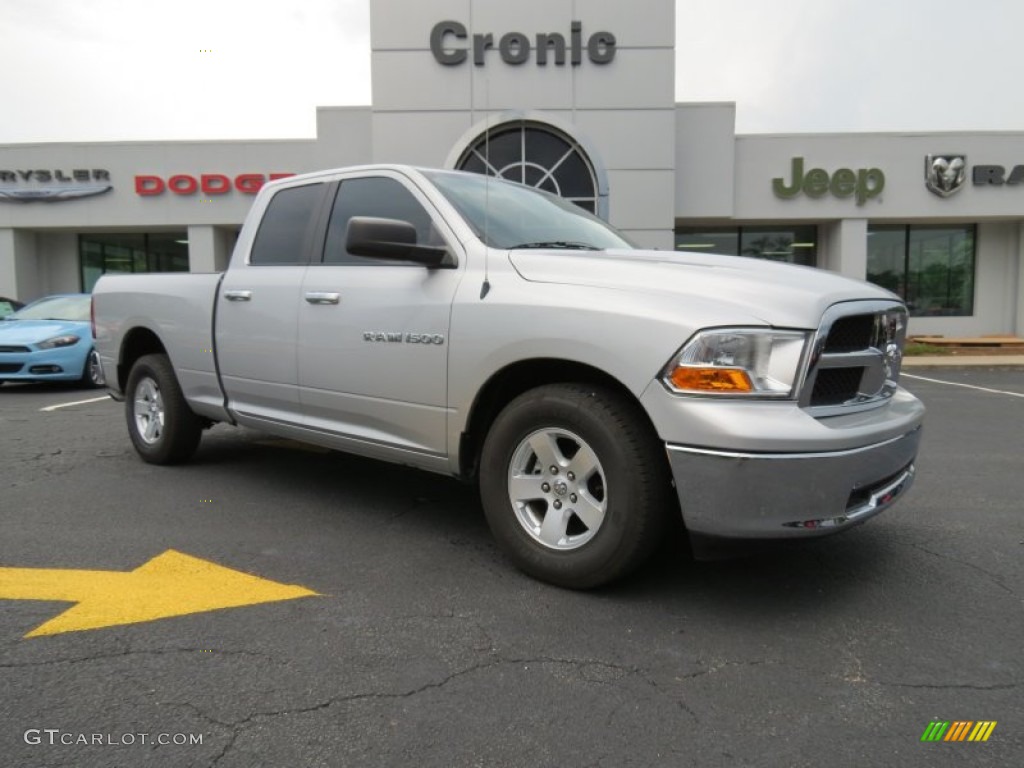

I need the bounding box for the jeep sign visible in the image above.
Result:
[772,157,884,205]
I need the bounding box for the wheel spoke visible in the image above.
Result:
[567,443,600,481]
[527,431,563,470]
[572,491,606,532]
[508,473,548,502]
[538,507,570,547]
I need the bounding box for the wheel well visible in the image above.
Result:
[459,359,663,480]
[118,328,167,391]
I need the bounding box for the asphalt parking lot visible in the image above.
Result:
[1,370,1021,768]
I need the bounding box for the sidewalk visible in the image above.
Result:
[903,354,1024,369]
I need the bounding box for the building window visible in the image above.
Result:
[675,225,818,267]
[80,232,189,292]
[867,224,975,316]
[455,121,599,213]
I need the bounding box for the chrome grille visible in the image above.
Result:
[811,367,867,406]
[800,301,907,416]
[822,315,875,353]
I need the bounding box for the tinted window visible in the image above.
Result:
[425,170,632,251]
[250,183,324,265]
[12,295,91,322]
[322,177,437,265]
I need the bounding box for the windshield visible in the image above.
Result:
[9,295,90,322]
[423,170,635,251]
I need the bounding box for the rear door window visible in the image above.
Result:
[250,183,325,265]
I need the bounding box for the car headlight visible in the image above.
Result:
[661,328,809,398]
[36,334,80,350]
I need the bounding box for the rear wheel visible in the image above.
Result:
[479,383,670,589]
[125,353,202,464]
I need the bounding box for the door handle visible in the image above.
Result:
[304,291,341,305]
[223,289,252,302]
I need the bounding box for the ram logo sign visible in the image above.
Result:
[925,155,967,197]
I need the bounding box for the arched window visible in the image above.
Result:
[455,121,599,213]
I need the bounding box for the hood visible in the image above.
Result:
[508,249,900,328]
[0,319,90,345]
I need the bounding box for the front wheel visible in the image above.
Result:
[479,383,670,589]
[124,353,202,464]
[79,348,104,388]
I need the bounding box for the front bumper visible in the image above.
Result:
[666,426,921,539]
[0,343,89,382]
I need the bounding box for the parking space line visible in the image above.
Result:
[903,373,1024,398]
[40,395,112,412]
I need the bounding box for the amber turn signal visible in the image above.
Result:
[668,366,754,393]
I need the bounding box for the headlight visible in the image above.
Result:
[662,328,809,398]
[36,334,80,349]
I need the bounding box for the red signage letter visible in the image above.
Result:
[234,174,266,194]
[200,174,231,194]
[168,175,199,195]
[135,175,165,196]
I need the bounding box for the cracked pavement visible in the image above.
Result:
[0,372,1021,767]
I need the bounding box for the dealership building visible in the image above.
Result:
[2,0,1023,337]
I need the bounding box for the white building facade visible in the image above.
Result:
[1,0,1022,337]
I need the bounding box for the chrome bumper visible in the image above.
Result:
[666,427,921,539]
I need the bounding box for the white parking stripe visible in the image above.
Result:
[40,395,112,412]
[903,373,1024,398]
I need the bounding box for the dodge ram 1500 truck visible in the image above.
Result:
[92,165,924,588]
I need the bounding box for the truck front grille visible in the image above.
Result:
[800,302,908,416]
[811,367,866,406]
[822,315,875,353]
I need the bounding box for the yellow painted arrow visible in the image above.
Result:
[0,550,319,638]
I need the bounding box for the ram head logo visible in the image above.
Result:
[925,155,966,198]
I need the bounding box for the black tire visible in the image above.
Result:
[479,383,670,589]
[79,348,104,388]
[124,353,202,464]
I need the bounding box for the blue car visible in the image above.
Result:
[0,294,104,388]
[0,296,24,318]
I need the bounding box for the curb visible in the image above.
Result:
[903,356,1024,370]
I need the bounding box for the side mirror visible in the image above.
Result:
[345,216,454,268]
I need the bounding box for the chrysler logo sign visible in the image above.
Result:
[925,155,966,197]
[0,168,112,203]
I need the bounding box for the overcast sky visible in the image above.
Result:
[1,0,1020,144]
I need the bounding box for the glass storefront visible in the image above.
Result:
[867,224,975,316]
[675,225,818,267]
[80,232,189,292]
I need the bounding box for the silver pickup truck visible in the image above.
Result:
[93,165,924,588]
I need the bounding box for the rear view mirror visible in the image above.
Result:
[345,216,454,268]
